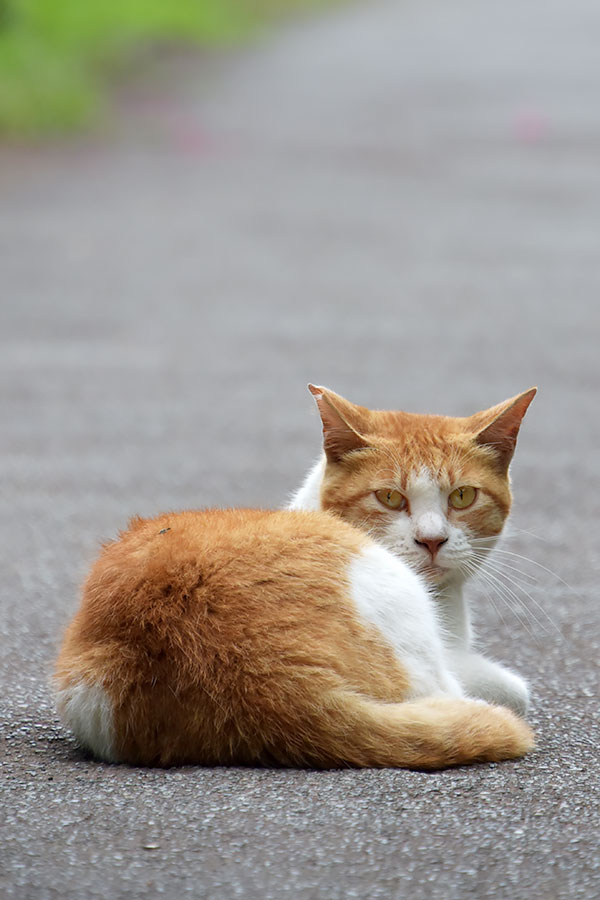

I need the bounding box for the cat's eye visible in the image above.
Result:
[449,486,477,510]
[375,489,407,511]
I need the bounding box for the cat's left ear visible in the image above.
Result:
[308,384,371,463]
[472,388,537,470]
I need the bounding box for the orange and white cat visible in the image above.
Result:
[289,385,537,717]
[54,386,536,769]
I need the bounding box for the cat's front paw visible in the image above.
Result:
[493,668,530,716]
[448,651,530,716]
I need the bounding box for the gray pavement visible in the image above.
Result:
[1,0,599,897]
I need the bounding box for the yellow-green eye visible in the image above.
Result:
[449,486,477,510]
[375,489,407,511]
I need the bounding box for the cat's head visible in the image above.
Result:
[309,385,536,588]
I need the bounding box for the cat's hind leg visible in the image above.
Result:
[54,677,117,762]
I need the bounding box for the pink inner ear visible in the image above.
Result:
[316,395,347,436]
[310,388,370,462]
[323,425,370,462]
[474,388,536,467]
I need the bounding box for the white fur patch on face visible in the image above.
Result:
[369,469,475,584]
[347,543,464,699]
[55,679,117,763]
[407,469,449,541]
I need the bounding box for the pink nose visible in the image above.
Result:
[414,537,448,557]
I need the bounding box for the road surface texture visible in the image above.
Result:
[1,0,599,897]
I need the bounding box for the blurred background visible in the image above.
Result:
[2,0,599,897]
[0,0,331,134]
[2,0,598,556]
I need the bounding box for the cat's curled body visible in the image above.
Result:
[54,387,536,769]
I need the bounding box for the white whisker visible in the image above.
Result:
[470,552,539,585]
[473,557,560,636]
[502,525,549,543]
[459,562,513,633]
[469,563,540,640]
[474,546,579,597]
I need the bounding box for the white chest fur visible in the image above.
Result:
[348,543,463,698]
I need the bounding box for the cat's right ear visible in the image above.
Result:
[308,385,370,463]
[472,387,537,471]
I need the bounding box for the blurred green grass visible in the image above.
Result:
[0,0,332,136]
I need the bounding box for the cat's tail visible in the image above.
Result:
[274,692,534,769]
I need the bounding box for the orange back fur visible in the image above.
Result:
[55,507,533,769]
[56,510,412,766]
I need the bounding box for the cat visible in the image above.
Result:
[54,387,536,769]
[289,384,537,716]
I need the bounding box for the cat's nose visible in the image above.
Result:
[414,536,448,558]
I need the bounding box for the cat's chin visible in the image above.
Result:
[418,564,459,588]
[422,567,448,583]
[388,551,456,587]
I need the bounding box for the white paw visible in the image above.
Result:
[492,668,530,716]
[448,651,530,716]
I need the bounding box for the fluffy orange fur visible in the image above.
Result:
[55,508,533,769]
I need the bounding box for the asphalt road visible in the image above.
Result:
[2,0,599,897]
